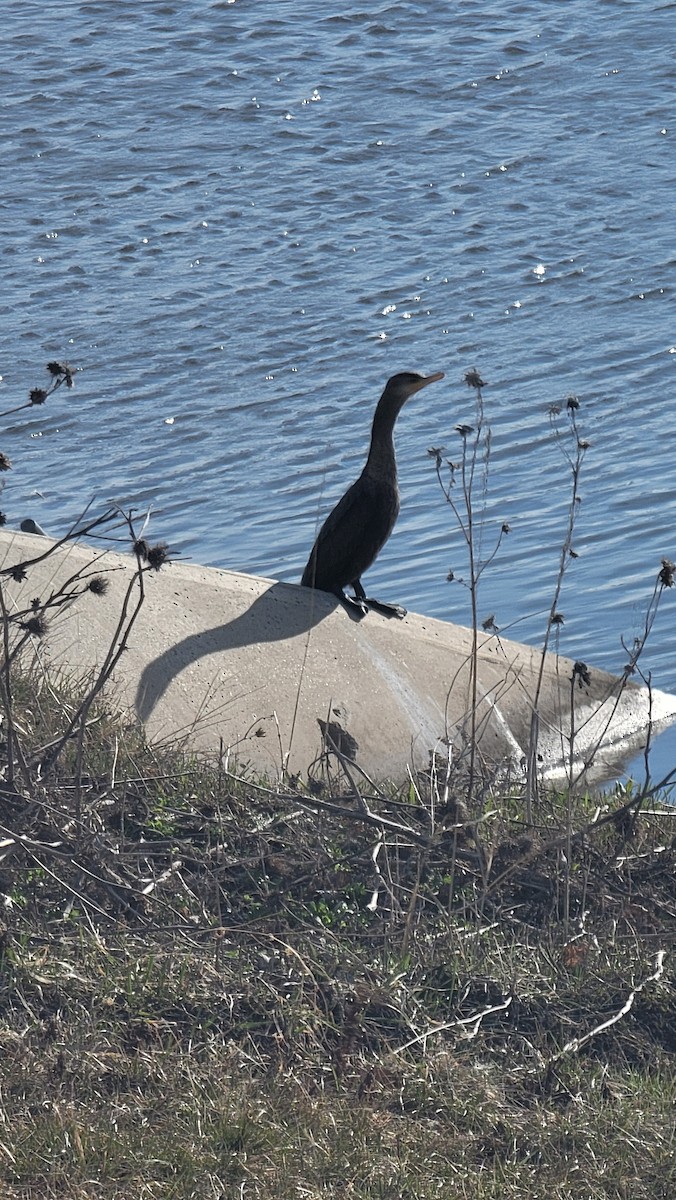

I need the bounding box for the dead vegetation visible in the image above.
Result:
[0,692,674,1199]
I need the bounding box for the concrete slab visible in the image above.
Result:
[2,529,675,785]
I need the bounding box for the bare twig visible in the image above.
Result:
[548,951,666,1063]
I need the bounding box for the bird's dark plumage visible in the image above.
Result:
[301,370,444,617]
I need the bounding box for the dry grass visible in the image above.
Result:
[0,686,674,1199]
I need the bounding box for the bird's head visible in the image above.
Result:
[378,370,445,418]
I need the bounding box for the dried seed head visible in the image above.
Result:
[29,388,48,405]
[45,361,75,387]
[0,513,6,527]
[501,522,511,534]
[0,453,12,472]
[455,423,474,438]
[464,368,485,390]
[133,538,150,561]
[30,597,41,611]
[573,660,591,688]
[551,612,565,626]
[658,558,675,588]
[10,564,27,582]
[146,542,170,571]
[566,395,580,411]
[21,615,47,637]
[87,575,109,596]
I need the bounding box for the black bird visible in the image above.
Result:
[301,370,444,618]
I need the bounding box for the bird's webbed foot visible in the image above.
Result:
[350,580,406,619]
[363,597,407,619]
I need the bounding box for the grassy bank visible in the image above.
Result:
[0,684,674,1200]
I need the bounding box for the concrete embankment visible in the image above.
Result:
[2,530,675,784]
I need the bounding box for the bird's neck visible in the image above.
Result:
[364,404,399,482]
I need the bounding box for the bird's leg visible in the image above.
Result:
[352,579,407,620]
[335,587,368,619]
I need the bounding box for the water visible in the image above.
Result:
[2,1,675,774]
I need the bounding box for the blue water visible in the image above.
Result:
[2,0,675,773]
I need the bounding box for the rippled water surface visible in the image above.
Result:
[2,1,676,755]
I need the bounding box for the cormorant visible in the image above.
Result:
[301,370,444,618]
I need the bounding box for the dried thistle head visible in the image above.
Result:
[0,513,6,527]
[573,660,591,688]
[135,541,171,571]
[10,564,27,582]
[464,368,485,390]
[147,543,169,570]
[87,575,109,596]
[29,388,48,406]
[551,612,565,626]
[566,395,580,411]
[658,558,675,588]
[45,361,75,387]
[0,453,12,472]
[21,615,47,637]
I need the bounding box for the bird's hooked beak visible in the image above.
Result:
[409,371,444,395]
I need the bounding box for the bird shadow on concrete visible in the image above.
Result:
[135,580,345,724]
